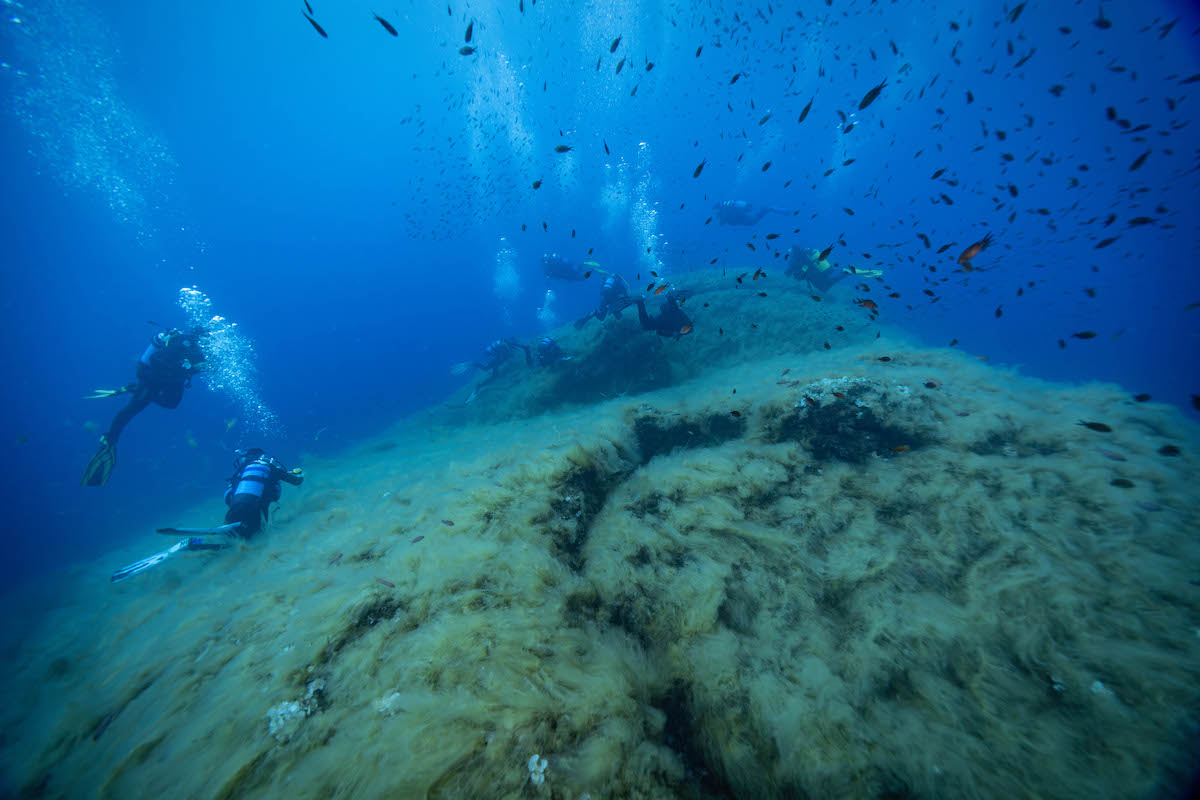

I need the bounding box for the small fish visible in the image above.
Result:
[1097,448,1126,462]
[890,445,910,453]
[859,79,887,110]
[855,299,878,311]
[654,284,669,295]
[956,411,971,417]
[1078,421,1112,433]
[1159,444,1181,456]
[554,144,572,153]
[1071,331,1097,340]
[616,57,625,74]
[730,410,742,417]
[441,519,455,526]
[957,232,994,267]
[93,713,115,742]
[328,552,343,566]
[833,392,847,399]
[532,179,542,189]
[465,20,473,42]
[818,244,834,261]
[459,45,476,55]
[377,578,396,588]
[603,140,610,155]
[610,35,621,53]
[1110,478,1134,489]
[730,72,742,85]
[798,98,814,123]
[373,13,398,35]
[1129,150,1150,171]
[303,13,328,38]
[924,381,939,389]
[304,0,313,13]
[761,161,771,171]
[412,536,425,543]
[877,356,892,362]
[1094,236,1119,249]
[680,324,693,335]
[693,159,706,178]
[1133,393,1151,402]
[810,296,822,302]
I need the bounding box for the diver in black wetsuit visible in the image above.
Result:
[635,291,693,340]
[574,273,635,329]
[714,200,786,226]
[534,336,571,366]
[542,253,588,281]
[224,448,304,537]
[456,338,532,383]
[82,326,208,487]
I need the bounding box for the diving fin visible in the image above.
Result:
[81,437,116,487]
[155,522,244,537]
[110,537,229,583]
[85,385,132,400]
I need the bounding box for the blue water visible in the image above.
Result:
[1,0,1197,584]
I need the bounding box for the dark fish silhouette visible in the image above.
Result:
[610,35,621,52]
[798,97,813,122]
[373,13,397,36]
[693,160,706,178]
[859,79,886,109]
[465,20,473,42]
[303,12,327,38]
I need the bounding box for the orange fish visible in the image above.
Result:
[957,232,995,268]
[855,298,879,311]
[680,324,693,335]
[654,284,669,295]
[890,445,910,453]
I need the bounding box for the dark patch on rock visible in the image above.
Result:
[653,683,737,798]
[634,412,744,463]
[772,401,928,463]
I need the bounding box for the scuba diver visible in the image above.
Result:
[451,338,533,384]
[714,200,786,226]
[635,290,694,340]
[574,273,635,329]
[82,325,208,487]
[786,246,882,294]
[111,448,303,582]
[222,448,305,537]
[542,253,588,282]
[534,336,571,366]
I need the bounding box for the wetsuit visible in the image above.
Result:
[715,200,783,226]
[543,254,586,281]
[574,275,634,328]
[535,337,570,366]
[471,338,532,383]
[225,452,304,537]
[635,294,693,339]
[106,329,206,445]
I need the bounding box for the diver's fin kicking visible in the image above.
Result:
[110,537,230,583]
[85,385,132,400]
[155,522,244,536]
[81,437,116,487]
